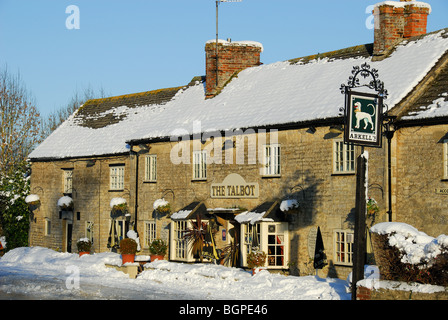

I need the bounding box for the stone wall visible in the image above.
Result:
[357,280,448,300]
[393,124,448,237]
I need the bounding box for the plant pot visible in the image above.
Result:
[121,254,135,264]
[79,251,89,257]
[150,254,165,262]
[251,267,265,275]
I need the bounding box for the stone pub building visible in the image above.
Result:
[28,0,448,279]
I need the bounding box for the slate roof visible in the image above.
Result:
[28,29,448,161]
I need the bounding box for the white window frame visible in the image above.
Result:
[170,220,193,261]
[334,229,354,266]
[63,169,73,194]
[443,139,448,179]
[240,222,288,269]
[144,220,157,248]
[85,221,94,245]
[45,218,51,236]
[110,165,125,190]
[333,140,355,174]
[145,155,157,182]
[192,150,207,180]
[263,144,281,176]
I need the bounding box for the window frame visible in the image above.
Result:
[63,169,73,194]
[333,229,354,266]
[443,139,448,179]
[170,220,193,261]
[144,155,157,182]
[192,150,207,180]
[333,140,355,174]
[240,222,288,269]
[262,144,281,177]
[85,221,94,245]
[144,220,157,248]
[109,165,125,190]
[44,218,51,236]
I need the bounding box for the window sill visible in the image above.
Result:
[261,175,281,179]
[191,179,207,182]
[331,172,355,176]
[108,189,124,192]
[143,180,157,184]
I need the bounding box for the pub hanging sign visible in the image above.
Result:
[340,63,388,148]
[344,91,383,148]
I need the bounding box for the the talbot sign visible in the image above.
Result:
[211,173,259,198]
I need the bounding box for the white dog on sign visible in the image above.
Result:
[354,102,375,130]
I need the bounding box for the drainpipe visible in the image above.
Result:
[384,116,396,222]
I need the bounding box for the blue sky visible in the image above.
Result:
[0,0,447,117]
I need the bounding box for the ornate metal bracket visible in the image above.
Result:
[340,62,388,98]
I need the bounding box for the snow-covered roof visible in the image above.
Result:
[28,29,448,160]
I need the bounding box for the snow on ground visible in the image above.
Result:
[0,246,350,300]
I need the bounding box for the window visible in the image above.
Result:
[333,140,355,174]
[267,224,285,267]
[172,220,189,260]
[45,218,51,236]
[193,150,207,180]
[114,219,129,242]
[263,144,280,176]
[334,230,354,265]
[85,221,94,245]
[145,155,157,182]
[110,165,124,190]
[444,140,448,179]
[240,222,288,269]
[63,169,73,194]
[144,220,156,247]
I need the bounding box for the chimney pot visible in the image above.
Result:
[205,40,262,98]
[373,0,431,55]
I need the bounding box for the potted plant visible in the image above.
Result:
[119,238,137,264]
[153,198,170,215]
[25,194,41,211]
[77,238,92,257]
[149,239,167,261]
[247,250,267,275]
[57,196,73,211]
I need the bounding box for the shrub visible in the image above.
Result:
[149,239,167,255]
[120,238,137,255]
[247,250,267,269]
[77,238,92,252]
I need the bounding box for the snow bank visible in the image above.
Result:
[0,247,350,300]
[370,222,448,265]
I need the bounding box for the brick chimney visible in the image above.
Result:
[205,39,262,98]
[373,0,431,55]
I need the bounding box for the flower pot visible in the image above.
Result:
[79,251,89,257]
[150,254,165,262]
[121,254,135,264]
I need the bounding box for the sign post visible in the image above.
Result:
[340,63,388,300]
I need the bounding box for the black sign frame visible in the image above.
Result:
[344,90,383,148]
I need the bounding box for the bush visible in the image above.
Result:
[371,223,448,286]
[149,239,167,255]
[120,238,137,255]
[77,238,92,252]
[247,251,267,269]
